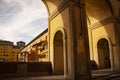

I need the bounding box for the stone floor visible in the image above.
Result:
[1,69,120,80]
[1,74,120,80]
[0,75,65,80]
[93,74,120,80]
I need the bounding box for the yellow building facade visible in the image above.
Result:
[21,29,48,62]
[0,40,20,62]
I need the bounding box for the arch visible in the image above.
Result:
[41,0,50,15]
[86,15,91,26]
[85,0,113,25]
[96,36,114,69]
[54,31,64,74]
[52,27,67,42]
[105,0,115,16]
[97,38,113,69]
[96,36,113,48]
[52,27,67,76]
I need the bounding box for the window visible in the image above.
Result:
[4,46,8,50]
[45,44,48,49]
[40,46,45,52]
[45,36,47,40]
[3,51,5,53]
[38,54,46,58]
[4,53,8,54]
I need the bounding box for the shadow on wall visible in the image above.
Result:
[90,60,98,70]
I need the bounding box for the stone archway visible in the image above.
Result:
[42,0,91,80]
[53,30,64,74]
[97,38,111,69]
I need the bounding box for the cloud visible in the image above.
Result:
[0,0,22,25]
[18,18,48,39]
[0,0,48,44]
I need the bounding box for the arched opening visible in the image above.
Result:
[85,0,115,71]
[53,30,64,75]
[97,38,111,69]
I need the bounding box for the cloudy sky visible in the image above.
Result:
[0,0,48,45]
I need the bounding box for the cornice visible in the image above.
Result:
[48,0,69,21]
[89,16,117,30]
[48,0,85,22]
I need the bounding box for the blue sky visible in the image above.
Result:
[0,0,48,45]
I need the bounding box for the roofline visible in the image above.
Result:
[0,40,13,43]
[21,28,48,51]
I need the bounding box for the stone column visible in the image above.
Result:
[69,1,91,80]
[113,17,120,69]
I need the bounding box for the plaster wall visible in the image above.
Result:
[89,23,119,69]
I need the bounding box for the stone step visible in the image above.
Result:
[92,73,120,80]
[92,69,120,74]
[92,69,120,79]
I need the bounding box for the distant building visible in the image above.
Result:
[17,41,25,48]
[13,46,20,61]
[0,40,21,62]
[21,28,48,62]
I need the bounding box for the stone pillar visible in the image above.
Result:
[69,1,91,80]
[113,18,120,69]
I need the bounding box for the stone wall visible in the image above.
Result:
[0,62,52,77]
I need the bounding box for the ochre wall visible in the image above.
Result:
[49,7,70,65]
[89,23,117,66]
